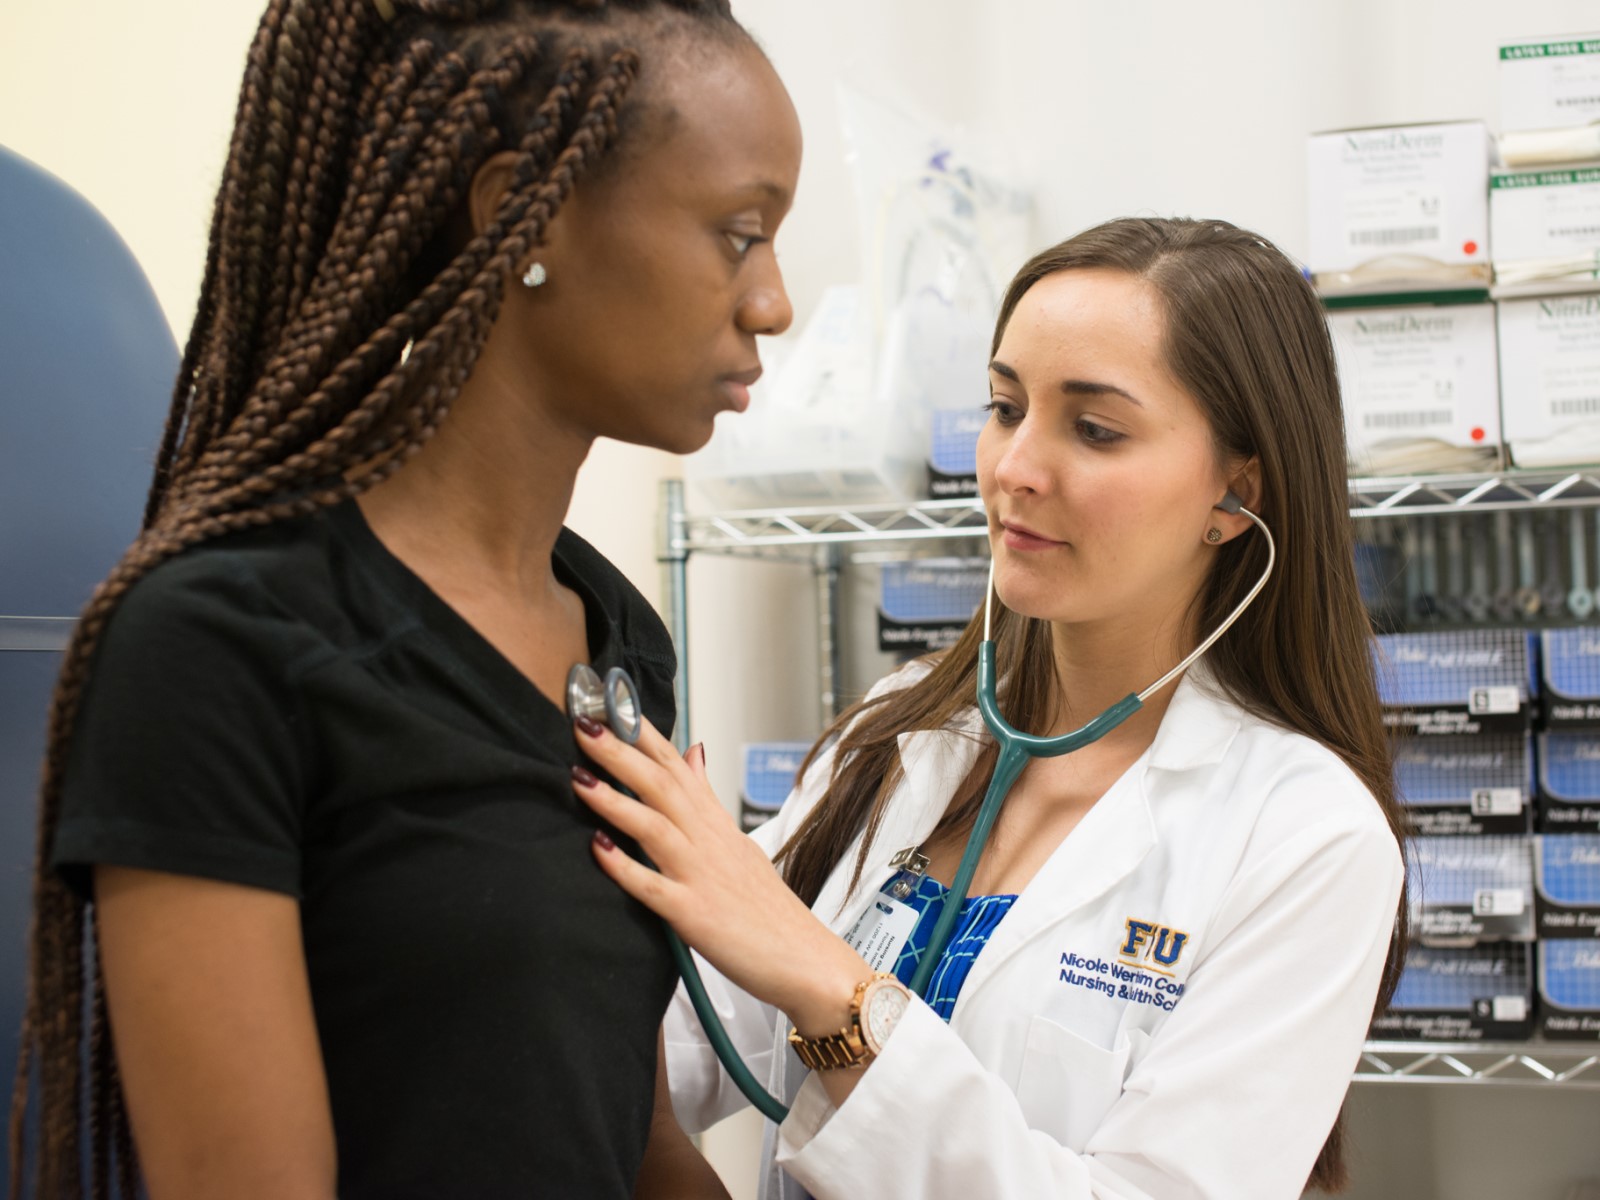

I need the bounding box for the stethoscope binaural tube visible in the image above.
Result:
[911,497,1276,995]
[908,644,1144,998]
[577,496,1274,1125]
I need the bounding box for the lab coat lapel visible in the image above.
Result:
[951,745,1159,1016]
[809,723,984,932]
[949,670,1236,1016]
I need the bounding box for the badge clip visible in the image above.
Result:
[886,846,930,899]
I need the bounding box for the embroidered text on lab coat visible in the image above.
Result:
[1058,951,1187,1010]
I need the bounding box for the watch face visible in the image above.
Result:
[862,980,911,1054]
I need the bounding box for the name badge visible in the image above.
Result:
[843,890,920,971]
[842,847,930,972]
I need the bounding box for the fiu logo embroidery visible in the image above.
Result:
[1119,918,1190,972]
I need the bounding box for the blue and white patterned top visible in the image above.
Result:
[888,872,1017,1021]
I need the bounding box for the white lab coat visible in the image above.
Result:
[665,663,1404,1200]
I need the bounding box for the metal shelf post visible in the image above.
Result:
[658,479,692,754]
[814,543,842,727]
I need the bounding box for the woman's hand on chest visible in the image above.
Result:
[571,718,871,1038]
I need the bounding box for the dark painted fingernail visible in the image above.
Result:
[572,764,599,788]
[575,715,605,738]
[593,829,616,851]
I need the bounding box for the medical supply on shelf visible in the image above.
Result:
[1499,293,1600,467]
[1538,939,1600,1038]
[1374,629,1538,736]
[1406,835,1537,943]
[1327,301,1502,475]
[1308,121,1494,296]
[1540,626,1600,727]
[1539,732,1600,832]
[928,408,984,498]
[1394,733,1534,836]
[1500,36,1600,134]
[1501,125,1600,170]
[739,742,812,834]
[1489,169,1600,295]
[1534,833,1600,937]
[876,558,988,654]
[836,85,1030,504]
[686,285,928,506]
[1374,942,1536,1040]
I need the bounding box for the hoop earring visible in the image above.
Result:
[1206,528,1223,544]
[522,262,548,288]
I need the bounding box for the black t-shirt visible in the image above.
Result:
[52,500,679,1199]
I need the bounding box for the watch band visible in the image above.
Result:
[788,1024,869,1071]
[787,973,900,1072]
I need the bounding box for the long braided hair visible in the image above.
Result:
[9,1,745,1194]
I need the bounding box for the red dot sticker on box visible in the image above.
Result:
[1464,240,1479,256]
[1471,427,1486,441]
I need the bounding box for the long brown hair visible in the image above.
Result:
[8,1,748,1195]
[777,217,1407,1193]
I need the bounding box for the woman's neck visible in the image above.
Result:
[353,367,590,603]
[1043,604,1200,740]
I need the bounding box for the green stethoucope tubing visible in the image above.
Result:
[673,502,1274,1125]
[667,929,792,1124]
[665,502,1273,1126]
[617,785,791,1122]
[906,643,1141,997]
[668,644,1141,1127]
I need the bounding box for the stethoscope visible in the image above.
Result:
[568,491,1275,1123]
[565,664,643,746]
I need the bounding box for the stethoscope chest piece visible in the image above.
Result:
[565,663,643,744]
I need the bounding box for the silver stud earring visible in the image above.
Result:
[521,262,547,288]
[1206,527,1223,544]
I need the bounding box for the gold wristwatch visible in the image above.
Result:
[787,973,913,1071]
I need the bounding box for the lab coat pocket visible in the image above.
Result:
[1014,1015,1135,1153]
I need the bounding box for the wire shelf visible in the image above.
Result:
[671,470,1600,557]
[1355,1041,1600,1089]
[659,476,1600,1094]
[676,496,989,555]
[0,616,75,652]
[1350,469,1600,517]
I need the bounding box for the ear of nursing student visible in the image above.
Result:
[574,218,1409,1200]
[9,2,798,1198]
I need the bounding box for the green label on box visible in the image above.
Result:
[1500,39,1600,60]
[1492,168,1600,189]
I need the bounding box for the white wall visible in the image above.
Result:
[8,2,1600,1197]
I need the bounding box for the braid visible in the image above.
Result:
[7,0,751,1193]
[87,962,112,1200]
[183,47,623,514]
[188,36,561,495]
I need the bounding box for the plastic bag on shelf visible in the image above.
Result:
[686,86,1031,510]
[842,84,1031,499]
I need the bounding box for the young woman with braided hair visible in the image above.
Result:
[9,1,799,1196]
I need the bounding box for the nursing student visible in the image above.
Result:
[574,216,1408,1200]
[9,1,800,1197]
